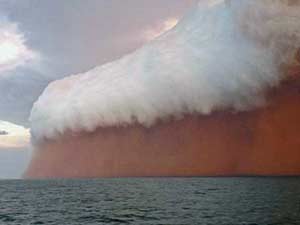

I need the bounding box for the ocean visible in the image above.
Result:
[0,177,299,225]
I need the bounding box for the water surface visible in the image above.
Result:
[0,177,300,224]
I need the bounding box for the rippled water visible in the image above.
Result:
[0,177,300,225]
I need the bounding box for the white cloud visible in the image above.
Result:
[0,1,196,127]
[143,18,179,41]
[30,0,300,141]
[0,19,37,74]
[0,120,30,149]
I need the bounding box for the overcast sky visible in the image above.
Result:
[0,0,197,178]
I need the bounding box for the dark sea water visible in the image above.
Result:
[0,177,300,225]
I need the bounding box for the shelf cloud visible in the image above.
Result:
[30,0,300,142]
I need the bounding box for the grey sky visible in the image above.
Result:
[0,0,197,126]
[0,149,31,179]
[0,130,8,135]
[0,0,197,178]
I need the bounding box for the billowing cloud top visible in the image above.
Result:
[30,0,300,141]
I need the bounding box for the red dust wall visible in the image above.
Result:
[25,76,300,178]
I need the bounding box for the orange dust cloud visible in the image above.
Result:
[25,69,300,178]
